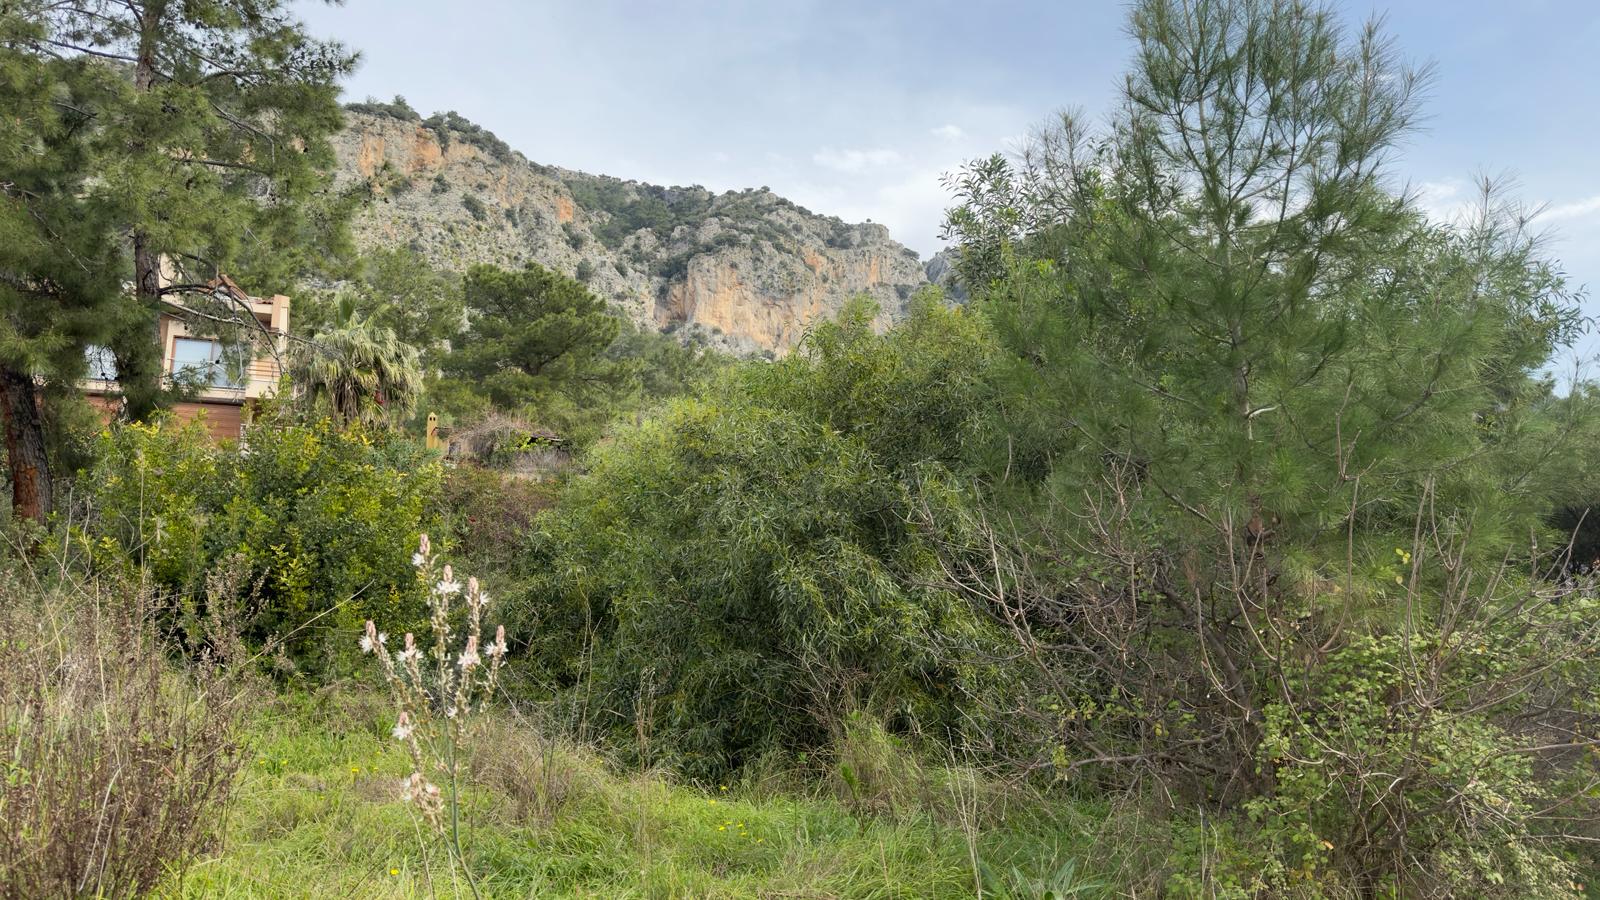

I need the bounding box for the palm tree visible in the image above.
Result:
[295,294,423,428]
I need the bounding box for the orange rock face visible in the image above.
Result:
[355,133,386,179]
[407,127,445,172]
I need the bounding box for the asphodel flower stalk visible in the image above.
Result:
[360,532,509,873]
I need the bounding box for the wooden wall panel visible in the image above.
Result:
[171,401,244,442]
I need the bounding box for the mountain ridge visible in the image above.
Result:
[334,102,952,355]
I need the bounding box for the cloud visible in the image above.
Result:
[930,124,965,141]
[781,157,963,257]
[1416,178,1472,223]
[812,146,905,173]
[709,150,732,164]
[1543,194,1600,222]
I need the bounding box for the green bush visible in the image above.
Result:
[345,95,420,122]
[82,418,220,588]
[1241,608,1599,899]
[86,416,443,670]
[421,110,514,162]
[434,465,553,595]
[519,297,1007,779]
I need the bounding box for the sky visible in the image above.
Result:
[294,0,1600,359]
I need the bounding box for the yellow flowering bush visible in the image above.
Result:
[86,414,443,670]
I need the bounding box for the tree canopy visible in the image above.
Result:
[442,262,621,411]
[10,0,358,420]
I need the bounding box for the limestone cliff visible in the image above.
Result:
[333,106,937,355]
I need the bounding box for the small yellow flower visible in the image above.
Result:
[719,785,728,792]
[390,868,400,877]
[718,825,726,831]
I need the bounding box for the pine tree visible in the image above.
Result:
[946,0,1584,551]
[14,0,358,420]
[939,3,1597,874]
[0,10,123,523]
[443,263,621,411]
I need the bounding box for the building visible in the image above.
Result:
[83,276,292,442]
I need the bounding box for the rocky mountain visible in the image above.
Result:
[334,103,947,355]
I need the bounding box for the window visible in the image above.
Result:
[85,345,118,381]
[171,337,244,389]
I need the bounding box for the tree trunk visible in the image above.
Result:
[0,365,52,524]
[114,234,166,421]
[114,4,166,422]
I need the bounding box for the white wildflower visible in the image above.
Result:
[401,771,436,804]
[360,620,379,654]
[457,635,480,670]
[396,632,421,664]
[435,564,461,597]
[485,625,507,658]
[392,711,413,741]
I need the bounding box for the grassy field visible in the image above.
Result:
[157,689,1123,899]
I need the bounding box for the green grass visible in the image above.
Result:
[156,689,1115,898]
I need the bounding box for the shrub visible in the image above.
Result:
[435,465,554,599]
[82,417,221,588]
[345,94,421,121]
[1242,600,1600,898]
[520,299,1007,779]
[0,568,245,898]
[461,194,487,222]
[527,399,985,779]
[86,416,443,670]
[421,111,514,162]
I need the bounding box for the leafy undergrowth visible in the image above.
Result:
[156,689,1116,899]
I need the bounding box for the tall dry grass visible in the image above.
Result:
[0,560,245,898]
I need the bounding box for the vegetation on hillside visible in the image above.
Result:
[295,250,725,445]
[4,0,1600,896]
